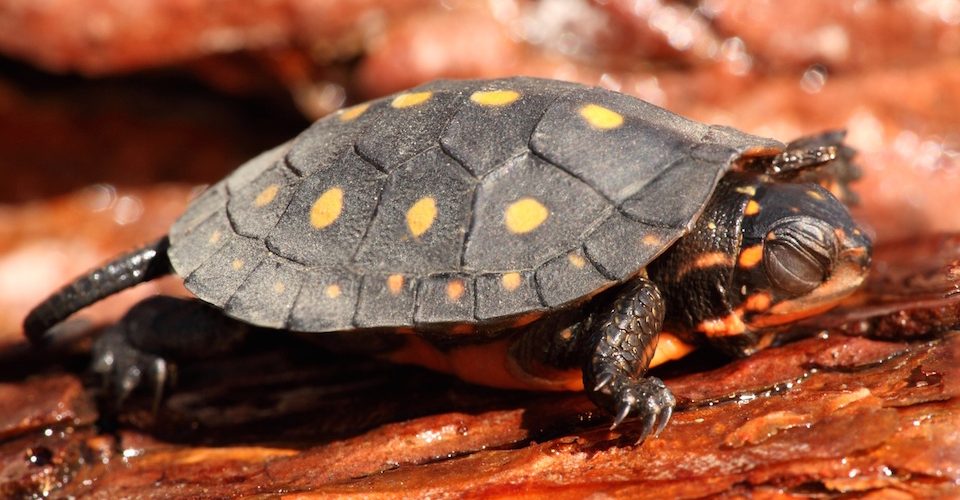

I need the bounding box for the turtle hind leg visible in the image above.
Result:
[581,278,676,440]
[92,296,249,410]
[23,237,173,344]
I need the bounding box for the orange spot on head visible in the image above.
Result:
[446,279,465,302]
[387,274,404,295]
[738,245,764,268]
[744,292,772,312]
[744,200,761,216]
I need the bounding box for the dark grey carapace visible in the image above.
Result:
[24,77,872,440]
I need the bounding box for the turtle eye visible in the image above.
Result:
[762,217,838,296]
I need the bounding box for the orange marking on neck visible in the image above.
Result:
[698,310,747,337]
[678,251,734,278]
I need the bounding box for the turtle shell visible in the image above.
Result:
[167,77,784,332]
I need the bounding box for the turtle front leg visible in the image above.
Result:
[582,278,676,438]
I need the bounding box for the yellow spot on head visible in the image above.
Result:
[735,185,757,196]
[208,230,222,245]
[807,190,825,200]
[504,197,549,234]
[744,200,761,216]
[273,282,285,294]
[254,184,279,207]
[579,103,624,130]
[501,272,522,291]
[391,91,433,108]
[310,187,344,229]
[641,234,661,246]
[559,328,573,341]
[325,284,341,299]
[446,279,465,302]
[406,196,437,237]
[739,244,764,268]
[567,254,586,269]
[470,89,520,107]
[339,103,369,122]
[387,274,404,295]
[231,259,244,270]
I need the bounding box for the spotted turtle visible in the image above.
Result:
[24,77,871,440]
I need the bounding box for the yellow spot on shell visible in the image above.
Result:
[739,244,764,268]
[387,274,405,295]
[231,259,244,270]
[641,234,661,246]
[273,282,285,294]
[254,184,279,207]
[325,284,341,298]
[208,230,222,245]
[501,272,522,291]
[504,197,549,234]
[310,187,344,229]
[470,89,520,106]
[446,279,465,302]
[391,91,433,108]
[568,254,586,269]
[744,200,761,216]
[406,197,437,237]
[339,103,369,122]
[579,104,624,130]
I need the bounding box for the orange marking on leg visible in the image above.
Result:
[649,333,695,368]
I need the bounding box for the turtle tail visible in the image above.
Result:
[23,236,173,344]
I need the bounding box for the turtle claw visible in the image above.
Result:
[600,377,676,442]
[91,325,171,410]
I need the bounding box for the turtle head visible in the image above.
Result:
[648,176,871,355]
[731,181,871,333]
